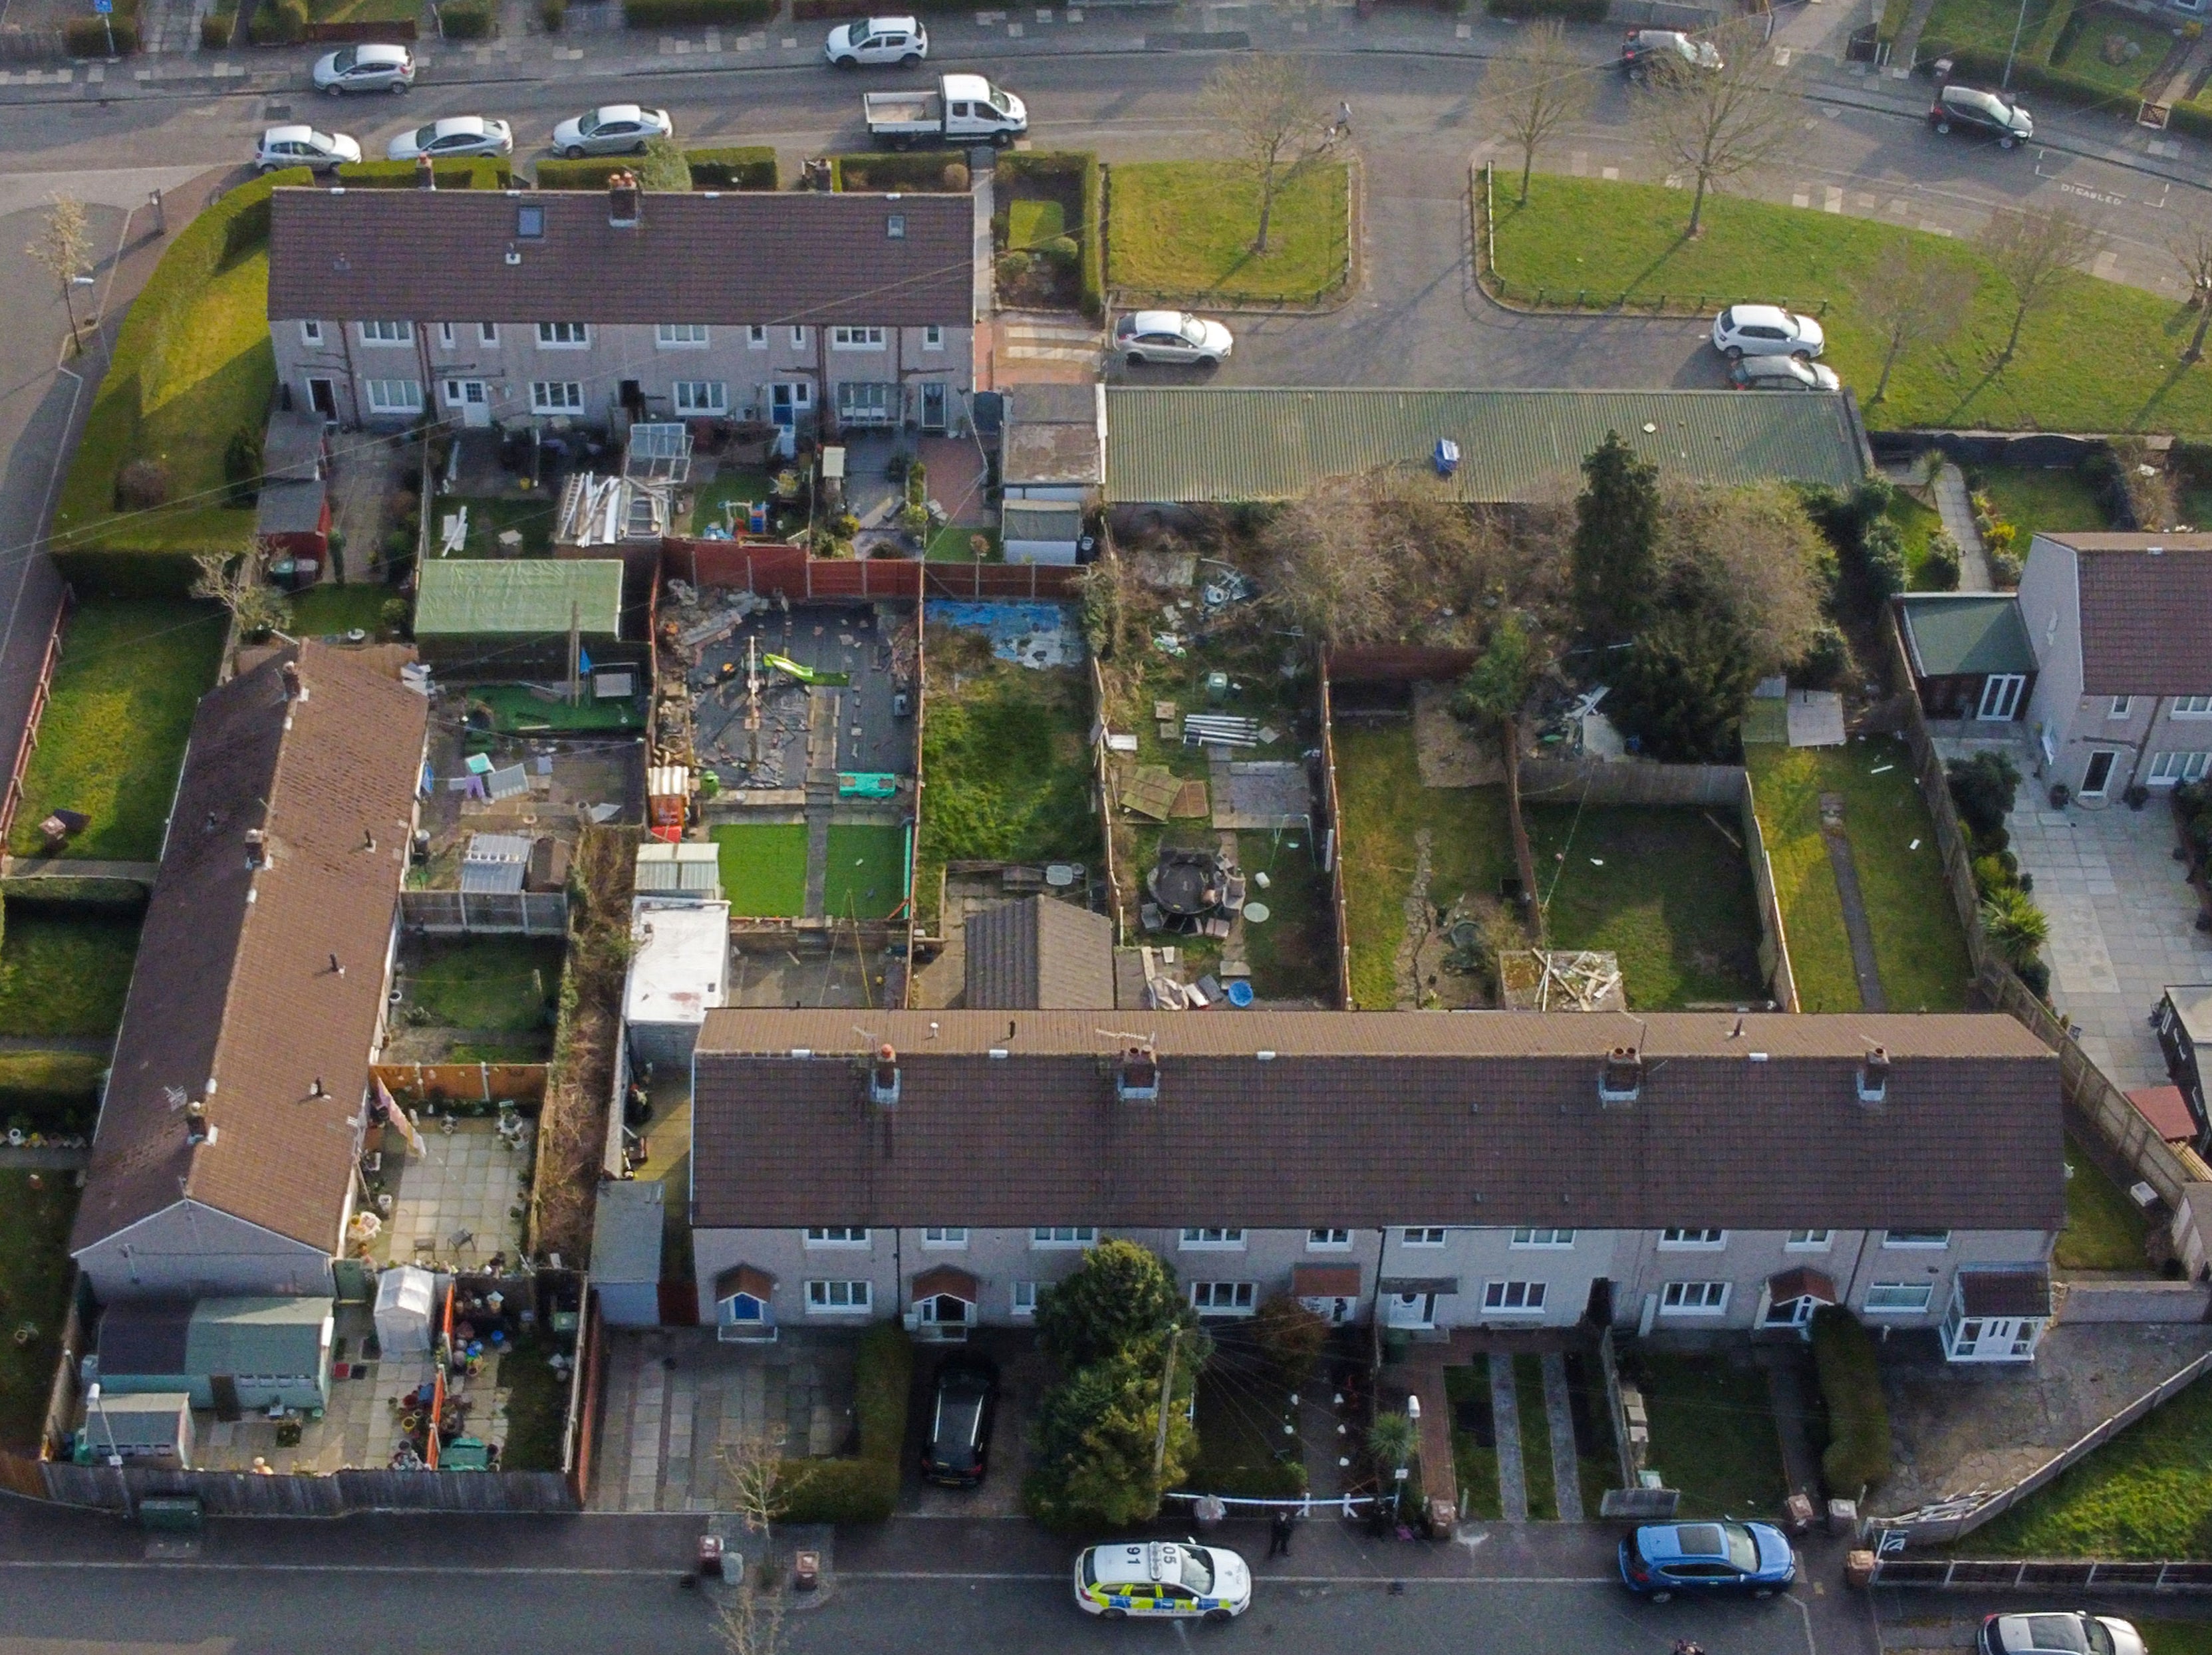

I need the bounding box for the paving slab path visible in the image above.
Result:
[1820,792,1889,1011]
[1935,465,1995,591]
[1489,1351,1529,1523]
[1540,1352,1584,1521]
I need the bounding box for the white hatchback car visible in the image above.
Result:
[1728,354,1841,391]
[311,42,413,95]
[1074,1541,1252,1622]
[550,104,673,158]
[825,15,928,66]
[255,124,361,174]
[1711,303,1826,362]
[1113,310,1234,367]
[386,115,514,162]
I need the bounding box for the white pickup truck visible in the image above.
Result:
[862,72,1027,148]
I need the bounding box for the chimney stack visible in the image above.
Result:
[608,170,640,230]
[1598,1045,1642,1105]
[868,1043,900,1108]
[1858,1045,1891,1106]
[416,154,436,191]
[1116,1046,1160,1103]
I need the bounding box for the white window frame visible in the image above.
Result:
[920,1227,968,1248]
[358,320,412,346]
[2175,695,2212,717]
[529,381,584,415]
[1864,1282,1935,1314]
[1659,1229,1727,1249]
[1785,1230,1834,1251]
[437,322,456,349]
[299,320,323,346]
[790,326,808,348]
[1883,1229,1951,1249]
[1010,1281,1037,1317]
[2149,751,2211,785]
[2110,696,2134,719]
[1660,1281,1730,1315]
[1031,1226,1096,1249]
[831,326,886,350]
[656,323,710,348]
[364,378,422,414]
[536,321,590,349]
[746,325,768,349]
[804,1279,872,1314]
[1482,1280,1548,1315]
[1308,1229,1353,1249]
[1401,1227,1447,1247]
[1179,1228,1246,1250]
[479,322,499,345]
[672,380,728,415]
[924,324,944,351]
[1188,1281,1256,1316]
[803,1227,870,1247]
[1510,1228,1575,1249]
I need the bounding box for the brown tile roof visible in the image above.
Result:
[1292,1263,1362,1298]
[690,1011,2062,1233]
[265,188,975,328]
[962,897,1115,1008]
[713,1264,775,1302]
[912,1263,980,1301]
[1768,1266,1838,1304]
[2046,537,2212,695]
[72,643,429,1259]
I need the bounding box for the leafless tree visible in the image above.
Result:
[1654,479,1827,677]
[718,1426,807,1541]
[1200,54,1337,255]
[1976,202,2104,362]
[1487,21,1593,206]
[714,1579,789,1655]
[2171,221,2212,363]
[1630,22,1801,237]
[26,196,92,350]
[1851,240,1981,403]
[193,541,290,642]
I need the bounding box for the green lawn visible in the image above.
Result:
[466,684,640,734]
[290,584,398,640]
[10,600,226,861]
[1331,721,1514,1010]
[2049,11,2178,98]
[1238,829,1335,1004]
[1490,175,2212,436]
[400,936,563,1033]
[1919,0,2057,62]
[1888,491,1951,590]
[2057,1133,2152,1271]
[1443,1364,1503,1521]
[1746,738,1975,1014]
[1973,463,2111,547]
[495,1330,571,1471]
[2140,1625,2212,1655]
[1180,1363,1306,1499]
[1961,1368,2212,1557]
[0,904,140,1039]
[824,823,909,921]
[1107,161,1350,304]
[926,523,1000,563]
[712,823,810,918]
[1514,1354,1558,1521]
[1635,1353,1788,1520]
[683,468,779,539]
[0,1170,80,1452]
[1524,804,1765,1009]
[443,493,558,559]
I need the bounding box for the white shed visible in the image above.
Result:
[624,898,730,1069]
[84,1389,194,1466]
[374,1264,438,1356]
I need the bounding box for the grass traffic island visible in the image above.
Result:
[1631,1351,1789,1520]
[10,599,226,862]
[1745,737,1974,1013]
[0,1170,80,1451]
[2057,1134,2153,1272]
[1487,174,2212,436]
[1107,160,1351,307]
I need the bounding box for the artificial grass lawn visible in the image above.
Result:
[1107,161,1350,304]
[1973,462,2111,547]
[402,936,563,1033]
[1635,1352,1788,1520]
[289,584,396,639]
[1238,828,1335,1004]
[451,493,559,559]
[2057,1133,2152,1271]
[0,904,140,1039]
[1443,1364,1503,1521]
[1490,176,2212,436]
[1514,1354,1558,1521]
[712,823,809,918]
[466,684,640,734]
[824,823,909,921]
[0,1170,80,1452]
[1961,1367,2212,1557]
[1745,737,1974,1014]
[9,600,225,862]
[1331,721,1514,1009]
[1524,803,1764,1009]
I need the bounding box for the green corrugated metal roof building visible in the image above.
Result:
[1103,388,1869,504]
[1898,593,2036,678]
[416,559,625,640]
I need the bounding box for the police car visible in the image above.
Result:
[1073,1540,1252,1622]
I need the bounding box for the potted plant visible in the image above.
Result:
[2049,782,2072,810]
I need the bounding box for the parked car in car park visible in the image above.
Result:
[1929,81,2033,148]
[825,15,928,66]
[920,1353,997,1487]
[1978,1613,2145,1655]
[549,104,672,158]
[1711,303,1826,361]
[256,125,361,174]
[1729,354,1842,391]
[1114,311,1234,368]
[1621,28,1722,75]
[311,43,414,95]
[386,115,514,162]
[1618,1521,1798,1600]
[1073,1541,1251,1622]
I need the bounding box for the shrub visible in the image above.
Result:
[1989,546,2023,588]
[634,134,692,193]
[1810,1306,1891,1498]
[1923,530,1961,592]
[1860,516,1907,603]
[687,145,777,190]
[200,10,232,45]
[1039,233,1079,267]
[1250,1295,1329,1383]
[336,158,511,189]
[1079,152,1104,319]
[223,425,263,508]
[439,0,493,37]
[2016,955,2052,999]
[778,1323,910,1523]
[247,0,305,43]
[65,12,138,51]
[115,457,170,511]
[535,156,631,190]
[1793,620,1849,690]
[833,150,967,191]
[1948,750,2022,842]
[539,0,565,27]
[622,0,770,26]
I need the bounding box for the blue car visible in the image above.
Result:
[1618,1521,1796,1601]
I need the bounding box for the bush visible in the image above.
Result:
[1949,750,2022,842]
[1038,233,1079,267]
[439,0,493,37]
[778,1323,910,1523]
[1811,1306,1891,1497]
[634,134,693,193]
[539,0,565,27]
[1860,516,1907,603]
[1793,620,1849,690]
[200,9,233,45]
[247,0,305,43]
[1989,546,2024,588]
[1923,530,1961,592]
[115,458,170,511]
[65,12,138,51]
[688,145,778,190]
[223,425,263,508]
[336,158,511,189]
[535,156,631,190]
[832,150,968,191]
[622,0,770,25]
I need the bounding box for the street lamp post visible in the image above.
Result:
[85,1382,135,1519]
[2002,0,2030,89]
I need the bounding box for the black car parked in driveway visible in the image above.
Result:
[1929,82,2033,147]
[922,1354,998,1487]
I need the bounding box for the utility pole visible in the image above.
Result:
[1151,1327,1180,1481]
[2001,0,2029,89]
[567,600,581,707]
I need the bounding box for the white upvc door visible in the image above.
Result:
[1978,674,2025,721]
[442,379,491,428]
[1386,1292,1435,1330]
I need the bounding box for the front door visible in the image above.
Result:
[920,382,948,434]
[307,378,337,420]
[916,1293,972,1327]
[770,381,812,428]
[1978,674,2025,721]
[2082,749,2118,798]
[1763,1295,1816,1330]
[1386,1292,1435,1329]
[442,379,491,428]
[210,1375,241,1423]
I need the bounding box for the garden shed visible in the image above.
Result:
[414,559,628,678]
[1896,593,2038,723]
[82,1389,194,1466]
[624,898,731,1067]
[591,1178,666,1327]
[95,1295,336,1414]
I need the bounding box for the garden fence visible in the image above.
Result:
[1315,658,1353,1009]
[1869,1557,2212,1591]
[0,568,70,850]
[663,539,1080,602]
[40,1463,578,1515]
[373,1062,547,1108]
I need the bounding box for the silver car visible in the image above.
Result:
[386,115,514,162]
[549,104,673,158]
[1113,310,1234,368]
[311,43,413,95]
[1729,354,1841,391]
[256,124,361,174]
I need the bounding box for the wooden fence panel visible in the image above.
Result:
[41,1462,577,1515]
[373,1063,548,1107]
[1516,756,1747,809]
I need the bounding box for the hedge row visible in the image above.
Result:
[778,1323,911,1523]
[1484,0,1606,21]
[688,144,778,190]
[535,156,636,190]
[336,157,512,189]
[1001,151,1102,320]
[1811,1305,1892,1498]
[622,0,770,26]
[438,0,495,37]
[831,150,968,192]
[248,0,306,43]
[65,12,139,52]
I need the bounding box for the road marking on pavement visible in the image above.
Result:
[2095,249,2119,279]
[1824,184,1842,212]
[1008,20,1024,33]
[1773,45,1791,64]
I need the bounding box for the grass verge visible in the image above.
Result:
[1107,161,1350,305]
[1488,174,2212,436]
[1444,1364,1503,1521]
[1514,1353,1558,1521]
[0,1171,79,1452]
[0,903,141,1039]
[1632,1352,1788,1519]
[2058,1133,2152,1271]
[712,823,809,918]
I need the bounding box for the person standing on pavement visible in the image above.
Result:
[1268,1507,1296,1557]
[1333,99,1354,138]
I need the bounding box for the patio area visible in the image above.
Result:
[366,1118,535,1275]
